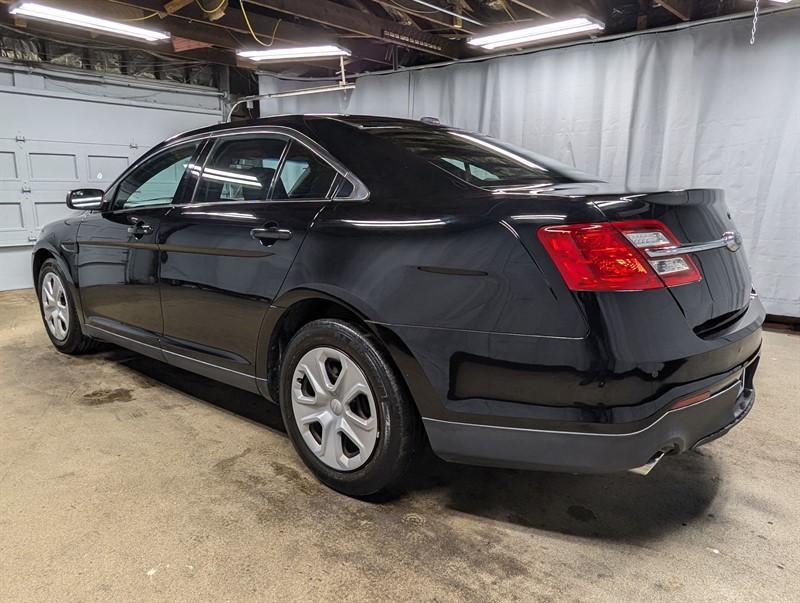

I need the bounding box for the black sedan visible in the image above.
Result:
[33,115,763,496]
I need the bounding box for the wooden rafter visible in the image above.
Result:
[106,0,394,66]
[657,0,694,20]
[245,0,461,59]
[365,0,478,33]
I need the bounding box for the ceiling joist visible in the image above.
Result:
[244,0,461,59]
[657,0,694,20]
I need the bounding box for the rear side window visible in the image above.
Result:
[273,141,337,200]
[193,136,287,203]
[352,120,599,187]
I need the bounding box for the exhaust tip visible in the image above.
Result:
[628,451,666,476]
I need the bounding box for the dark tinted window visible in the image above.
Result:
[114,142,198,210]
[334,177,354,199]
[273,141,336,200]
[194,136,287,203]
[348,119,598,187]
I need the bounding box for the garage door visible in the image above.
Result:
[0,137,139,247]
[0,64,223,290]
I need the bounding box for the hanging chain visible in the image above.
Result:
[750,0,760,45]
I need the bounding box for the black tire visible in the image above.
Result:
[37,258,99,355]
[279,318,421,497]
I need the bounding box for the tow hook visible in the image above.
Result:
[628,451,666,476]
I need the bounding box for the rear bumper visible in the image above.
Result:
[424,357,757,473]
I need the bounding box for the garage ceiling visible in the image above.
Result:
[0,0,772,79]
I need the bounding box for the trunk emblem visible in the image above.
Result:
[723,231,742,252]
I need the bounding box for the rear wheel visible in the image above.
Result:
[280,319,420,497]
[37,259,98,354]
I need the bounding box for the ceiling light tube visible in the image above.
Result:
[237,45,351,62]
[406,0,483,26]
[9,2,170,42]
[469,17,603,50]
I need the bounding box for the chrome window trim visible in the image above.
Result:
[170,125,369,202]
[100,124,369,213]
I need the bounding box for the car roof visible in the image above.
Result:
[166,114,442,143]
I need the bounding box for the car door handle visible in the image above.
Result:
[250,226,293,242]
[127,222,153,237]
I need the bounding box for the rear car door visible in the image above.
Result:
[77,140,202,349]
[158,131,341,390]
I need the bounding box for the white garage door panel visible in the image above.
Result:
[0,151,17,179]
[0,202,23,229]
[0,144,27,246]
[29,152,79,181]
[24,141,135,232]
[34,201,79,228]
[88,155,129,183]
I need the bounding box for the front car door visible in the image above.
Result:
[77,140,202,352]
[157,130,342,391]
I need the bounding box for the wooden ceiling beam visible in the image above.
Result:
[0,12,240,66]
[365,0,478,33]
[107,0,393,66]
[508,1,552,18]
[246,0,461,59]
[108,0,332,45]
[505,0,608,21]
[656,0,694,20]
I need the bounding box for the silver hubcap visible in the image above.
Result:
[291,346,379,471]
[41,271,69,341]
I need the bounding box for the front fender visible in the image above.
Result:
[32,218,85,326]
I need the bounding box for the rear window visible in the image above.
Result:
[358,122,598,187]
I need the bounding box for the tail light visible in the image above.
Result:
[537,219,701,292]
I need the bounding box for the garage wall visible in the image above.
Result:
[259,8,800,318]
[0,61,222,290]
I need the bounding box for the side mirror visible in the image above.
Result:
[66,188,105,211]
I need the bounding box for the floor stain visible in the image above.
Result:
[213,447,252,471]
[80,388,133,405]
[567,505,598,522]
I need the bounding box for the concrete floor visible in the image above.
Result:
[1,288,798,602]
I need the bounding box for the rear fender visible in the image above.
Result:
[256,287,440,418]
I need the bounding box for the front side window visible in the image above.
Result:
[114,142,199,210]
[193,136,288,204]
[273,141,337,200]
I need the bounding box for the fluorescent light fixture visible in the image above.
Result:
[469,17,603,50]
[9,2,170,42]
[237,45,351,62]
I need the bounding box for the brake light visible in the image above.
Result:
[537,219,702,292]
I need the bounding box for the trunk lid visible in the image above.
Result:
[592,188,751,331]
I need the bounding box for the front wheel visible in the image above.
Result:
[279,319,421,497]
[37,259,98,354]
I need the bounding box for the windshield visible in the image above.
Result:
[361,122,600,187]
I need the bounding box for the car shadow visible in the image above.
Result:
[103,346,720,542]
[402,447,721,542]
[102,347,286,435]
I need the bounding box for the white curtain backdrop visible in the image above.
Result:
[260,9,800,317]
